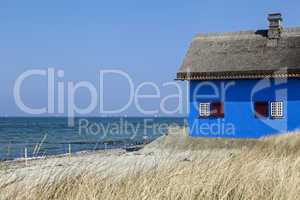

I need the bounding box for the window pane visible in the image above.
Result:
[255,102,268,118]
[211,102,224,118]
[199,103,210,117]
[271,101,283,118]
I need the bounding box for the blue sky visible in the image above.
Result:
[0,0,299,116]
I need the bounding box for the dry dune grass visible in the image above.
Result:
[2,129,300,200]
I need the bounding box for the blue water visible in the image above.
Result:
[0,117,185,160]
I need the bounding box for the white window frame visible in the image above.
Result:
[270,101,284,119]
[199,103,210,117]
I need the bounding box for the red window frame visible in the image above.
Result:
[254,102,269,118]
[211,102,224,118]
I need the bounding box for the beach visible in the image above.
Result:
[1,129,300,199]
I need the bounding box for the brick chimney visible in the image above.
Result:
[268,13,283,39]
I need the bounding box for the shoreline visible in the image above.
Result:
[0,143,147,163]
[0,147,132,168]
[0,147,122,162]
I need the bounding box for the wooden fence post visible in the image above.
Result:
[24,147,28,166]
[68,144,72,157]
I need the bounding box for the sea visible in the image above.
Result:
[0,117,186,160]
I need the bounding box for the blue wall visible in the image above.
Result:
[188,78,300,138]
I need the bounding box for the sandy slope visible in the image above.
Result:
[0,132,201,194]
[2,129,300,199]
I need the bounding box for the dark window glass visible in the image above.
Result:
[211,102,224,118]
[255,102,269,118]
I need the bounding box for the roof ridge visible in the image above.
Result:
[196,30,261,37]
[193,27,300,41]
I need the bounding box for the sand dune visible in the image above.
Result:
[1,129,300,199]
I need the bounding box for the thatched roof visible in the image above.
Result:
[177,27,300,80]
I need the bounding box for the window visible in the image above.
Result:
[254,102,269,118]
[199,103,210,117]
[270,101,284,118]
[254,101,284,119]
[211,102,224,118]
[199,102,224,118]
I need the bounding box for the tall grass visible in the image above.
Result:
[1,131,300,200]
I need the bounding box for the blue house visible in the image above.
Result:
[177,13,300,138]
